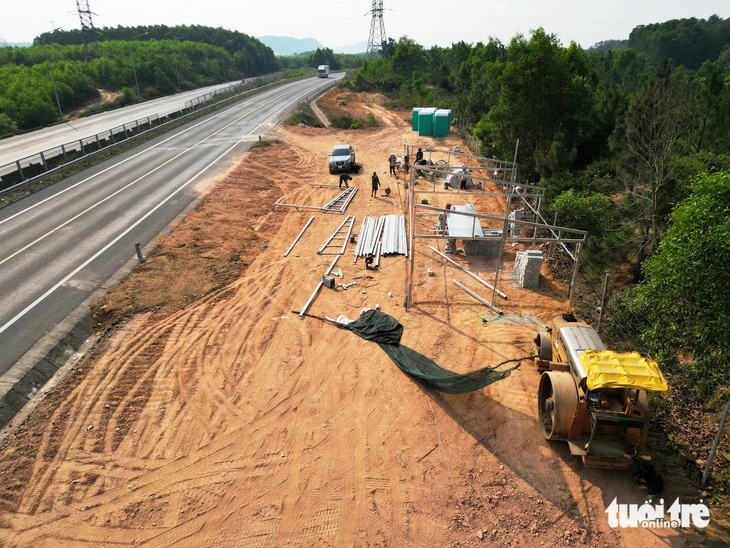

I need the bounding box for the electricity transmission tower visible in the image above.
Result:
[76,0,101,59]
[366,0,388,60]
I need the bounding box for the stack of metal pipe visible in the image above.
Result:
[353,215,407,260]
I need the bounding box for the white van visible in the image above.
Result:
[317,65,330,78]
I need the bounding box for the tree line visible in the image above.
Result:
[0,24,281,134]
[351,16,729,398]
[0,25,366,136]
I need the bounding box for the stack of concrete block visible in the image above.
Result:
[464,229,502,256]
[464,239,501,255]
[513,250,543,288]
[509,208,523,237]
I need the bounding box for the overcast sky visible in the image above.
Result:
[2,1,728,51]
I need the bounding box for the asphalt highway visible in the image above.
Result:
[0,74,341,377]
[0,81,242,167]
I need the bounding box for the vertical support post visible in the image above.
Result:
[548,214,558,261]
[567,242,582,312]
[597,273,610,332]
[47,57,63,121]
[702,401,730,488]
[407,164,416,311]
[490,138,520,303]
[492,185,513,305]
[135,242,145,262]
[510,139,519,185]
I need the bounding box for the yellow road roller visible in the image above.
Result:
[534,313,670,469]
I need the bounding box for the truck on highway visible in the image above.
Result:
[317,65,330,78]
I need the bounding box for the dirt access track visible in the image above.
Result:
[0,89,726,546]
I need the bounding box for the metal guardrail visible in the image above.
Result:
[0,72,304,197]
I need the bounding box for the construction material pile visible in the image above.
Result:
[354,215,407,261]
[513,250,543,288]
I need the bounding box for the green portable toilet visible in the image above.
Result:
[412,107,423,131]
[433,109,451,137]
[418,108,436,136]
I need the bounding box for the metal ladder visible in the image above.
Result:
[317,215,356,255]
[322,186,358,214]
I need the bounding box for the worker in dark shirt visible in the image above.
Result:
[339,173,352,189]
[371,172,381,197]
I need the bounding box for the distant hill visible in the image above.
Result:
[0,42,32,48]
[258,35,366,56]
[332,41,367,55]
[257,36,324,55]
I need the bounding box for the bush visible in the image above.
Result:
[121,87,138,105]
[549,189,613,237]
[636,171,730,397]
[0,113,18,137]
[331,114,356,129]
[285,106,323,127]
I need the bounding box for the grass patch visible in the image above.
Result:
[250,139,277,150]
[285,105,324,128]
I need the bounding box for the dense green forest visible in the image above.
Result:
[0,25,362,135]
[351,16,730,404]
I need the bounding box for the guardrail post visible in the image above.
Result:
[135,242,145,262]
[61,143,68,161]
[40,151,48,171]
[16,160,25,181]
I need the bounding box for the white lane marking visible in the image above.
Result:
[0,79,324,227]
[0,81,321,335]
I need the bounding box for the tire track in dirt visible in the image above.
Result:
[3,91,704,546]
[15,318,175,515]
[1,163,328,540]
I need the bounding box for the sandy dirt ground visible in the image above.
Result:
[0,89,726,546]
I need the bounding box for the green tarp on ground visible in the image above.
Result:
[340,309,519,393]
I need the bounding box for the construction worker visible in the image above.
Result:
[339,173,352,189]
[371,172,381,197]
[403,151,410,173]
[388,153,397,176]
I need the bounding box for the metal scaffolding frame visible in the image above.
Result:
[403,144,587,314]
